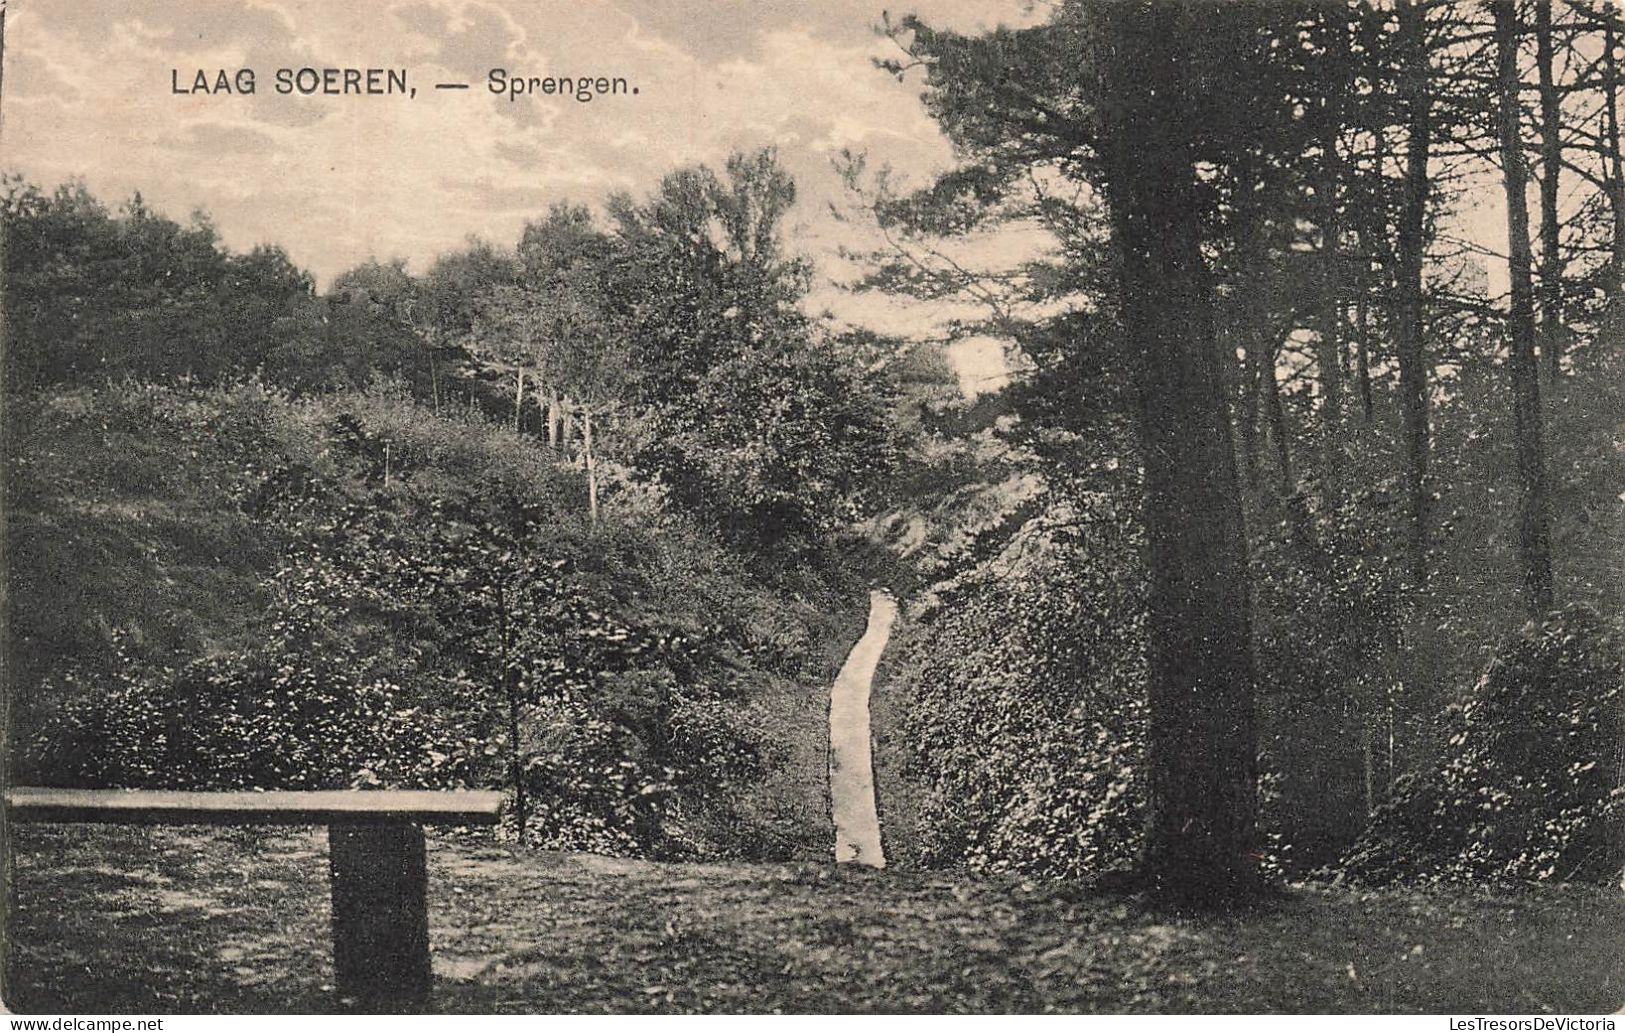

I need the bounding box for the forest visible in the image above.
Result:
[5,149,905,860]
[3,0,1624,1007]
[852,0,1625,897]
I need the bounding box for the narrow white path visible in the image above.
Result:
[829,589,898,867]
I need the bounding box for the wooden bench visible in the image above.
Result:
[4,786,503,1010]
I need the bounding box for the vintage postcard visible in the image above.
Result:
[2,0,1622,1017]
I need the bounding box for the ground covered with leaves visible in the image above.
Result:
[6,824,1620,1014]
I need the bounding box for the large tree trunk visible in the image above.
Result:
[1101,10,1259,902]
[1215,322,1251,491]
[1535,1,1566,382]
[1395,1,1434,587]
[1228,194,1273,495]
[1493,0,1555,619]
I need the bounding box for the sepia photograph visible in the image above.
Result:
[0,0,1622,1017]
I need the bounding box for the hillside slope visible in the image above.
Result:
[5,382,864,861]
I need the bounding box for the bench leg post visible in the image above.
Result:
[328,821,431,1011]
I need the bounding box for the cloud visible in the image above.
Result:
[160,122,279,155]
[28,0,299,52]
[393,1,526,82]
[6,46,81,100]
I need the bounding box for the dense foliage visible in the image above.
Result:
[884,459,1150,880]
[608,155,901,554]
[2,154,900,566]
[5,137,904,865]
[10,376,860,859]
[2,178,337,390]
[1337,607,1623,885]
[852,0,1624,892]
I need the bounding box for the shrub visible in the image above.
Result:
[1336,606,1623,885]
[18,381,863,861]
[891,487,1151,880]
[29,640,453,792]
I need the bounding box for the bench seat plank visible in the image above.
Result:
[4,787,503,826]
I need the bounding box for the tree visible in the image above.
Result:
[1589,4,1625,317]
[277,493,673,841]
[1093,5,1262,900]
[1534,0,1566,381]
[472,283,550,432]
[519,203,621,448]
[887,1,1296,899]
[1,179,317,390]
[321,258,426,393]
[1491,0,1555,618]
[1394,0,1436,587]
[519,204,633,519]
[609,151,896,555]
[549,290,631,525]
[419,238,520,414]
[1314,5,1353,504]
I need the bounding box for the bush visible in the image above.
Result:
[889,485,1151,880]
[28,631,457,791]
[1336,606,1623,885]
[18,382,856,861]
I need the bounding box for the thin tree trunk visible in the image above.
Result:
[1355,262,1373,422]
[428,345,441,414]
[1317,8,1349,503]
[1535,1,1566,382]
[546,387,560,448]
[1236,331,1263,492]
[1384,681,1396,804]
[1102,6,1259,900]
[498,581,526,839]
[513,368,526,433]
[583,409,600,525]
[1395,0,1434,587]
[1262,336,1293,498]
[1618,651,1625,891]
[1493,0,1556,619]
[1362,719,1375,816]
[1605,18,1625,308]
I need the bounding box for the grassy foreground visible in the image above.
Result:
[4,824,1621,1014]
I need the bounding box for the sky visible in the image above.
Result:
[2,0,1052,389]
[6,0,1569,397]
